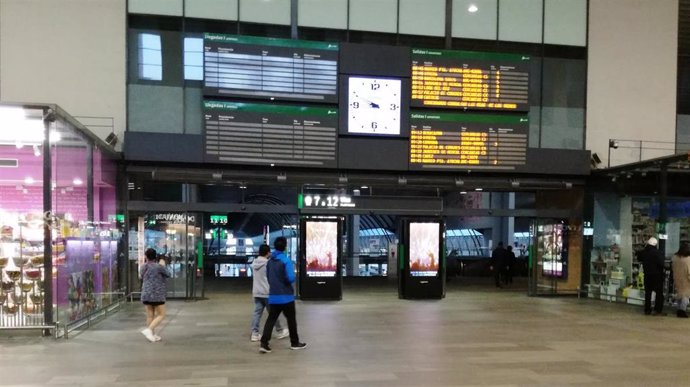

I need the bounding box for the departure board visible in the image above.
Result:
[409,112,528,170]
[204,101,338,168]
[411,48,530,112]
[204,33,339,103]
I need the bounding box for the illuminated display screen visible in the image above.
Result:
[411,48,530,112]
[409,222,440,277]
[305,221,338,277]
[409,112,528,170]
[300,194,354,209]
[539,223,568,279]
[203,101,337,168]
[203,33,338,103]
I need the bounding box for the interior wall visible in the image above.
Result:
[587,0,678,167]
[0,0,126,148]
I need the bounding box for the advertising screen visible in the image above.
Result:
[540,223,568,278]
[305,221,338,277]
[408,222,440,277]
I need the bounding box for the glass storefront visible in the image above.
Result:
[0,103,123,331]
[585,194,687,305]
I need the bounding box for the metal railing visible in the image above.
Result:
[607,139,690,167]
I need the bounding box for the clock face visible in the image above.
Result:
[347,76,402,135]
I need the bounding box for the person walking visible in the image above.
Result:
[259,237,307,353]
[490,242,508,288]
[250,243,290,341]
[637,237,666,316]
[505,245,516,286]
[672,242,690,318]
[140,248,170,342]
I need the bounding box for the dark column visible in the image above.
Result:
[42,108,55,330]
[659,165,668,254]
[445,0,452,49]
[87,143,94,221]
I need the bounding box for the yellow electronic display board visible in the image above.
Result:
[409,113,528,170]
[411,48,530,112]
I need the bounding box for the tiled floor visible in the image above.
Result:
[1,278,689,386]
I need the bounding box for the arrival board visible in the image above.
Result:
[204,34,339,103]
[409,112,528,170]
[411,48,530,112]
[204,101,337,168]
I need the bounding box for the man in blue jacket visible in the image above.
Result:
[260,237,307,353]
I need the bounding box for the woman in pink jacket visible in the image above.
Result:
[672,242,690,318]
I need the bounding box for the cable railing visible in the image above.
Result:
[607,139,690,167]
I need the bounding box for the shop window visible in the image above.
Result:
[138,33,162,81]
[184,37,204,81]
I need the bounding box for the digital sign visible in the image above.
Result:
[203,101,338,168]
[299,194,354,209]
[409,222,440,277]
[411,48,530,112]
[204,33,338,103]
[210,215,228,225]
[409,112,528,170]
[305,221,338,277]
[539,222,568,279]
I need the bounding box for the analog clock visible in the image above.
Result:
[347,76,402,135]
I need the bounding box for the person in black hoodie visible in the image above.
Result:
[490,242,509,288]
[638,237,666,316]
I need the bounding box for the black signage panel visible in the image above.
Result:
[411,48,530,112]
[204,101,338,168]
[409,112,528,171]
[204,34,339,103]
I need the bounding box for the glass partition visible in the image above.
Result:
[0,103,123,332]
[0,106,46,327]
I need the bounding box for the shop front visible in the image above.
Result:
[0,103,123,334]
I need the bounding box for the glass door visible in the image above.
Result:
[127,212,199,299]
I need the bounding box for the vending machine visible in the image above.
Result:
[298,217,343,300]
[399,218,445,299]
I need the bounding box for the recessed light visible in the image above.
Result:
[475,188,483,191]
[468,4,478,13]
[460,191,467,195]
[361,185,369,189]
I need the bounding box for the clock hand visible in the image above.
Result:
[368,101,380,108]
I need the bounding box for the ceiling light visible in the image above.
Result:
[361,185,369,189]
[468,4,478,13]
[460,191,467,195]
[24,177,34,185]
[73,177,83,186]
[455,178,464,187]
[338,175,348,184]
[475,188,483,191]
[239,185,247,189]
[398,176,407,185]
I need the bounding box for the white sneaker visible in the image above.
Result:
[153,335,162,342]
[276,329,289,340]
[250,332,261,342]
[141,328,156,342]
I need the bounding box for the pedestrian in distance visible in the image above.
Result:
[672,241,690,318]
[505,245,516,286]
[259,237,307,353]
[637,237,666,316]
[490,242,509,288]
[250,243,290,341]
[139,248,170,342]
